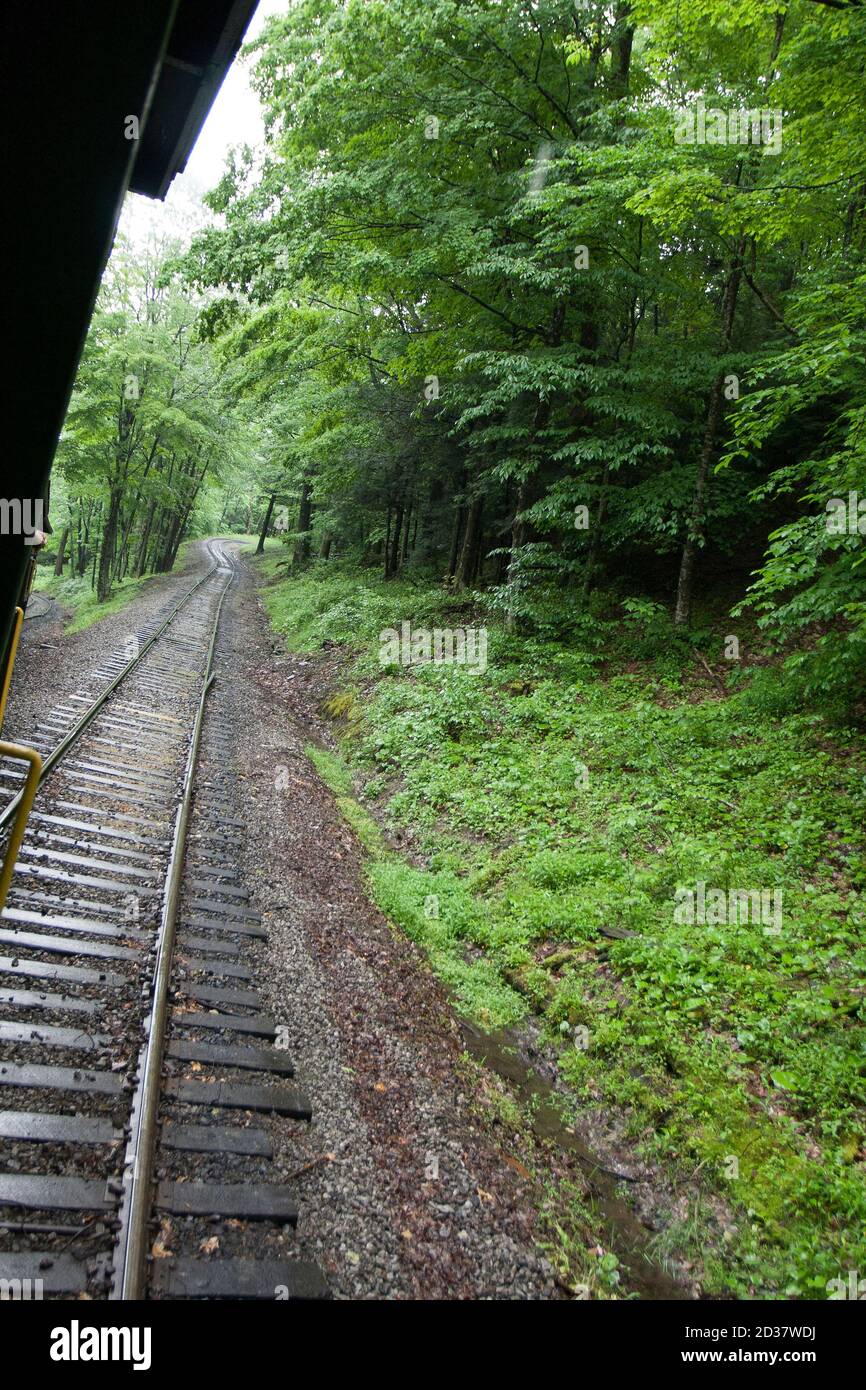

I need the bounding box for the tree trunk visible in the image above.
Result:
[53,526,69,576]
[401,497,412,564]
[90,500,102,591]
[148,508,173,574]
[134,502,156,577]
[674,241,745,625]
[583,462,611,600]
[471,516,486,582]
[454,495,483,591]
[446,504,465,583]
[256,493,277,554]
[613,2,634,95]
[505,482,528,632]
[77,498,94,577]
[292,476,313,570]
[387,500,404,578]
[97,490,121,601]
[161,456,208,572]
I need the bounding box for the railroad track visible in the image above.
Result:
[0,541,328,1300]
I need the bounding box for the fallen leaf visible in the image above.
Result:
[151,1217,174,1259]
[199,1236,219,1255]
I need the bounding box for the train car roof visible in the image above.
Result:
[131,0,259,200]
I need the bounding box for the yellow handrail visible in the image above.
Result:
[0,605,42,915]
[0,606,24,732]
[0,741,42,914]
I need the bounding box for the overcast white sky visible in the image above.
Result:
[119,0,286,249]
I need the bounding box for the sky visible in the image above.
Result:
[119,0,286,250]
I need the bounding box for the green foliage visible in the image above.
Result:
[723,273,866,711]
[178,0,866,712]
[268,557,866,1297]
[53,236,251,603]
[33,571,151,634]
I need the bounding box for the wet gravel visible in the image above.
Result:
[218,551,559,1300]
[3,549,211,746]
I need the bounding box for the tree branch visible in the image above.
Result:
[740,268,800,340]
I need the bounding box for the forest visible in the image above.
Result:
[41,241,252,612]
[48,0,864,714]
[35,0,865,1297]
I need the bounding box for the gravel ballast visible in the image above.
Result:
[219,551,559,1300]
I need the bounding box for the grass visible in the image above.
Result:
[32,569,154,634]
[28,533,233,635]
[257,555,866,1300]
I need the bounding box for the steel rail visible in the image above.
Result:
[0,605,41,916]
[0,606,25,731]
[0,561,219,836]
[112,552,235,1300]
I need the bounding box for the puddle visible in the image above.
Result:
[460,1019,690,1300]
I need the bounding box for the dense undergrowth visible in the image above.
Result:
[260,554,866,1300]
